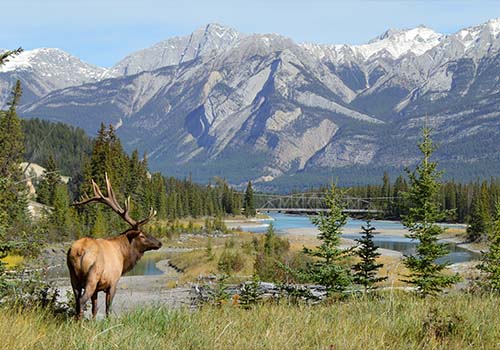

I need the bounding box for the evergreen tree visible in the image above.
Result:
[401,126,460,297]
[254,223,290,282]
[382,172,391,198]
[0,81,25,178]
[0,80,28,227]
[352,221,387,293]
[243,181,256,217]
[477,202,500,292]
[45,183,81,240]
[36,154,61,205]
[302,184,352,295]
[467,193,489,242]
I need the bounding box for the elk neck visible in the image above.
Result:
[113,233,144,274]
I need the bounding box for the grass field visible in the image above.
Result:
[2,292,500,350]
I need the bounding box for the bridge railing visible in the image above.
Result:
[254,193,396,213]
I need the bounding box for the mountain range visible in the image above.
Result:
[1,19,499,190]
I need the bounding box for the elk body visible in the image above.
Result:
[67,174,162,319]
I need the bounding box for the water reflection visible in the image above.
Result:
[125,252,166,276]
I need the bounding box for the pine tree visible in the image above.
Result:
[46,183,79,240]
[302,184,352,296]
[254,223,290,282]
[401,126,460,297]
[36,154,61,205]
[0,80,28,227]
[352,221,387,293]
[382,172,391,198]
[0,81,25,178]
[467,193,489,242]
[477,202,500,292]
[243,181,256,217]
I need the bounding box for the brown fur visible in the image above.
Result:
[67,229,161,319]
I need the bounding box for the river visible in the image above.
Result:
[242,213,478,264]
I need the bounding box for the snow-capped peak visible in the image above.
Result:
[355,25,444,59]
[454,18,500,51]
[0,48,48,72]
[0,48,105,78]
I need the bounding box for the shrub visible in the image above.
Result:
[218,249,244,274]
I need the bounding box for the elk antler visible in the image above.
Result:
[136,207,157,227]
[74,173,156,228]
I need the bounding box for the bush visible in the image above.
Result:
[218,249,245,274]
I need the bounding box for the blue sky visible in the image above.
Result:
[2,0,499,67]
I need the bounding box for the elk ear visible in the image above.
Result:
[125,230,141,243]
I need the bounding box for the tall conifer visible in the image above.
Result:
[302,184,352,295]
[401,126,460,297]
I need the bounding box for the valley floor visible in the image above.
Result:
[47,223,481,319]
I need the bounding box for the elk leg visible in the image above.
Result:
[72,287,81,318]
[78,280,97,320]
[68,267,82,318]
[105,285,117,317]
[91,291,98,319]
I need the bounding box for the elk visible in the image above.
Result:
[67,173,162,319]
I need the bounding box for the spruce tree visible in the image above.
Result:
[353,221,387,293]
[477,202,500,292]
[243,180,256,217]
[0,80,28,227]
[302,184,352,296]
[254,223,290,282]
[48,183,73,239]
[36,154,61,205]
[0,81,25,178]
[401,126,460,297]
[467,194,489,242]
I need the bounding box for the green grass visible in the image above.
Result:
[2,292,500,349]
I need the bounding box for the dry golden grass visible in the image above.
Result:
[2,292,500,350]
[168,232,256,283]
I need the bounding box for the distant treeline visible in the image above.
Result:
[348,172,500,228]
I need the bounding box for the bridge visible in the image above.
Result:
[254,193,392,214]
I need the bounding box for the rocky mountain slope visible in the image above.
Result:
[0,48,106,108]
[4,19,500,189]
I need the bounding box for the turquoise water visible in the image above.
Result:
[249,213,407,232]
[246,213,478,264]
